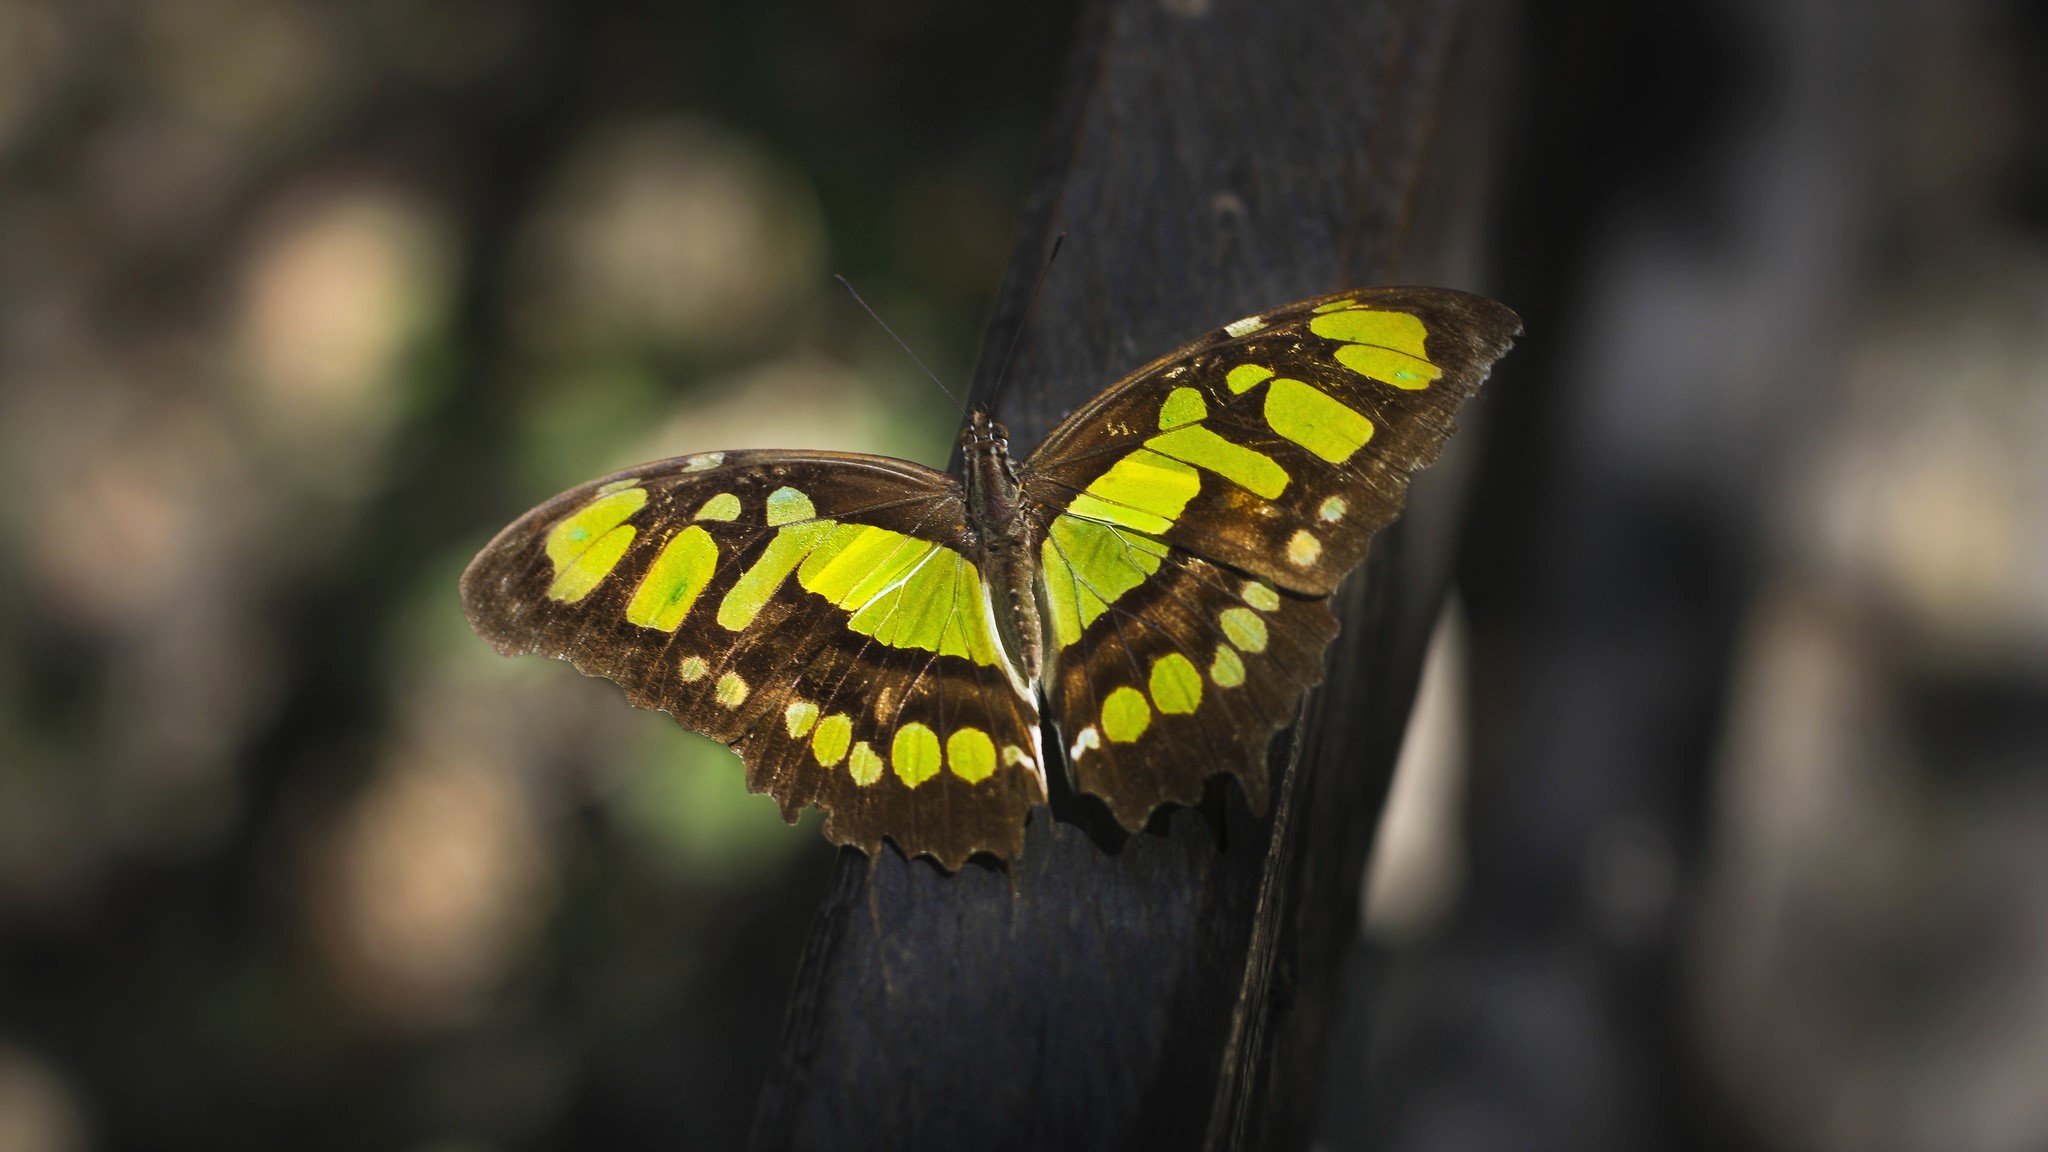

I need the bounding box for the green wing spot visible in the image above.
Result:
[714,671,750,708]
[934,559,1001,664]
[1101,686,1153,743]
[812,713,852,767]
[1309,308,1429,357]
[546,488,646,567]
[1311,307,1442,389]
[543,487,648,602]
[717,521,837,631]
[799,524,935,604]
[1146,426,1288,499]
[1286,529,1323,566]
[892,724,942,788]
[1264,378,1375,463]
[795,524,1000,665]
[1242,581,1280,612]
[1159,386,1208,429]
[1312,298,1357,314]
[546,523,635,602]
[765,486,817,525]
[625,526,719,630]
[1333,344,1442,391]
[1148,653,1202,715]
[1226,363,1276,394]
[679,655,709,681]
[1068,448,1201,534]
[843,549,970,664]
[1041,516,1169,647]
[694,492,742,521]
[784,699,819,738]
[1041,541,1080,646]
[846,549,947,646]
[947,728,998,784]
[1219,607,1268,654]
[1210,645,1246,687]
[848,741,884,786]
[842,548,1001,665]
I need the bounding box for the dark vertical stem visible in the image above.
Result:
[752,0,1513,1147]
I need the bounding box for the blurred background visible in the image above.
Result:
[0,1,2044,1150]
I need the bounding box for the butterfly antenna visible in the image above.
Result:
[988,231,1065,415]
[834,274,964,415]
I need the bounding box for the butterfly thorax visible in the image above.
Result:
[960,409,1045,691]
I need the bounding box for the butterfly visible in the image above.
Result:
[462,287,1519,868]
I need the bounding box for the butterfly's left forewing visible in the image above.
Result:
[461,451,1046,868]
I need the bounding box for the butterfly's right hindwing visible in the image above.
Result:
[1038,521,1339,827]
[461,451,1046,868]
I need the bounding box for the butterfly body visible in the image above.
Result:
[959,410,1047,693]
[463,287,1520,868]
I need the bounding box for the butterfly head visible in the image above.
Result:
[961,408,1010,456]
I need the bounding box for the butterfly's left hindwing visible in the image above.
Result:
[461,452,1046,868]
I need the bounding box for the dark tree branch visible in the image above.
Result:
[752,0,1513,1146]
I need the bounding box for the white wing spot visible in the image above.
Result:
[683,452,726,472]
[1224,315,1266,338]
[1319,495,1347,523]
[678,655,709,681]
[1069,726,1101,760]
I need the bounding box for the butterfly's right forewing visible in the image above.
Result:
[1020,287,1519,827]
[1023,287,1520,596]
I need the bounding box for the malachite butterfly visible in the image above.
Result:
[462,286,1520,868]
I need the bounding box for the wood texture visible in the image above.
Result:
[751,0,1511,1146]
